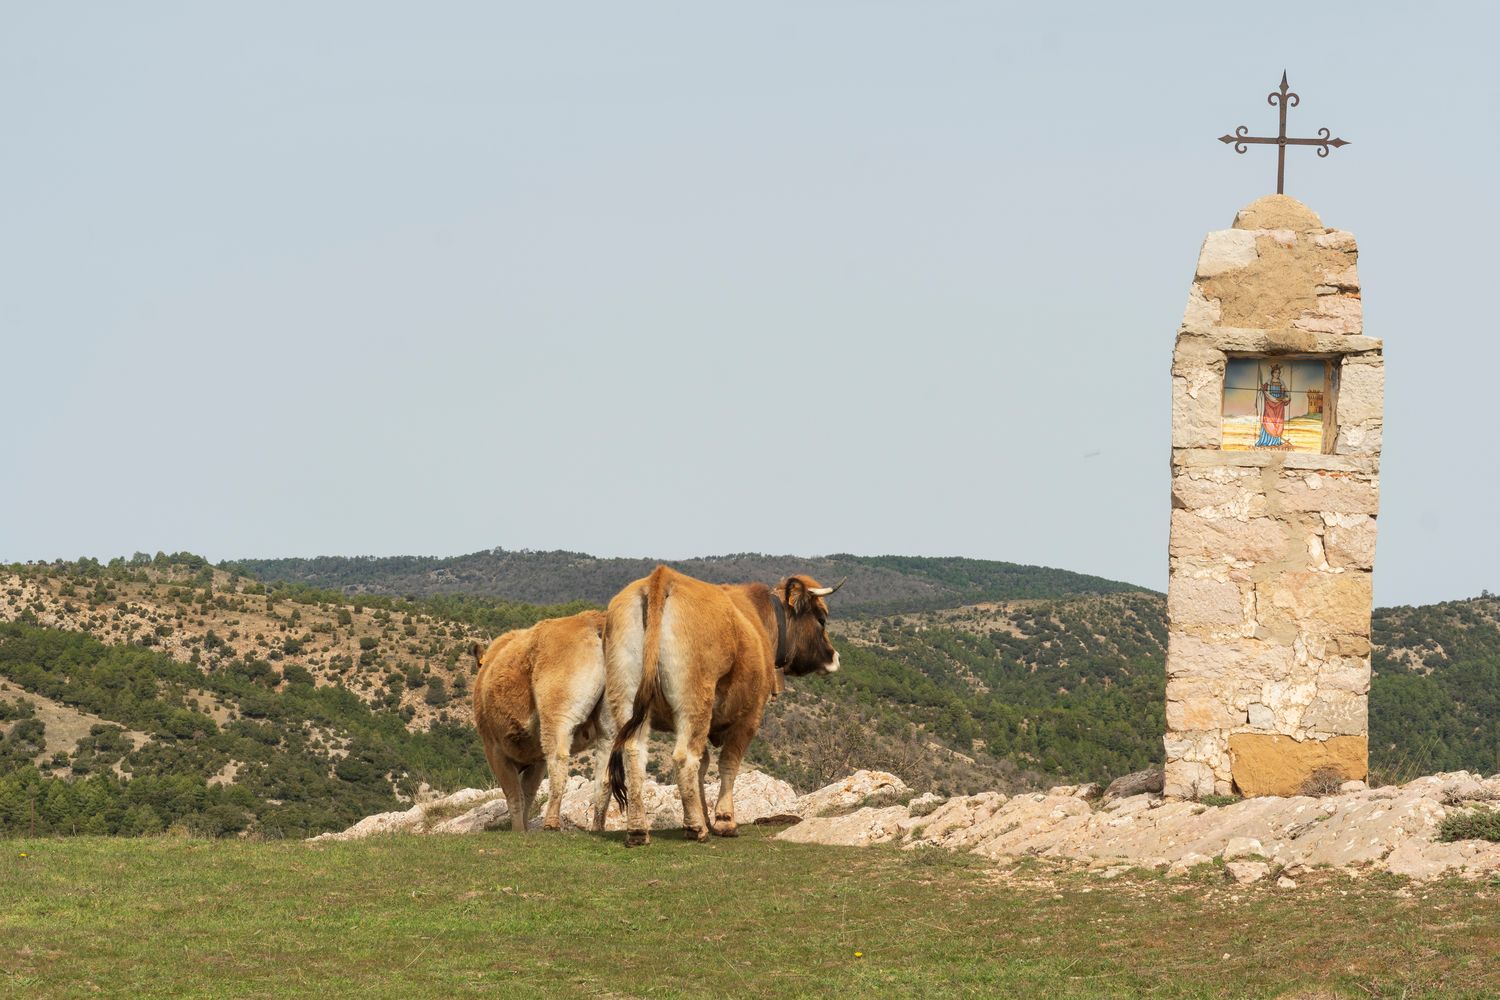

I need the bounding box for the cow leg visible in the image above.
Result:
[542,747,569,831]
[487,752,528,834]
[621,720,651,845]
[710,724,754,837]
[519,762,545,832]
[671,721,711,843]
[538,721,571,832]
[589,736,612,832]
[696,753,710,834]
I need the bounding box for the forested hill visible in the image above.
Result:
[228,551,1143,616]
[1,554,1494,840]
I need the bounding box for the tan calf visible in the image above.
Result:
[605,566,843,846]
[471,610,616,832]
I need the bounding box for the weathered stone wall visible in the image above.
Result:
[1165,195,1382,798]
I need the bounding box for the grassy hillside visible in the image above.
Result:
[1370,596,1500,780]
[2,554,1497,839]
[228,549,1142,616]
[0,556,589,837]
[4,832,1497,999]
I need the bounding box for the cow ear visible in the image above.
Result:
[783,578,808,613]
[470,641,485,670]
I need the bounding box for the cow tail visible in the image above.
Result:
[608,567,669,811]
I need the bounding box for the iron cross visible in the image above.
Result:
[1219,72,1349,195]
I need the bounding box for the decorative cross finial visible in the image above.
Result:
[1218,72,1349,195]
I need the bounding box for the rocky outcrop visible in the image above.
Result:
[776,806,910,847]
[793,770,909,818]
[313,767,1500,884]
[1103,769,1163,800]
[774,771,1500,882]
[310,769,801,841]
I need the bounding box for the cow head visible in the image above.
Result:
[778,576,845,676]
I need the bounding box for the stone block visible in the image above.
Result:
[1317,656,1371,694]
[1276,472,1380,515]
[1166,677,1244,730]
[1171,337,1227,374]
[1301,692,1368,736]
[1169,510,1290,564]
[1228,733,1368,797]
[1172,470,1259,511]
[1323,513,1377,570]
[1321,263,1359,291]
[1258,571,1373,636]
[1167,633,1294,683]
[1174,449,1378,475]
[1171,374,1222,449]
[1180,286,1222,332]
[1167,577,1245,629]
[1196,230,1259,277]
[1336,361,1384,426]
[1312,229,1357,252]
[1164,760,1216,799]
[1197,327,1382,356]
[1257,678,1317,728]
[1334,421,1383,457]
[1161,728,1225,765]
[1293,294,1363,336]
[1304,633,1371,660]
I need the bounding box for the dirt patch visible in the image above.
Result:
[0,687,151,764]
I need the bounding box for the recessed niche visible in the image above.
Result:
[1221,357,1339,453]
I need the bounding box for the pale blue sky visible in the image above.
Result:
[3,3,1495,607]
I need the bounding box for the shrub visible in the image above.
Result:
[280,664,314,687]
[1299,767,1346,797]
[1438,807,1500,843]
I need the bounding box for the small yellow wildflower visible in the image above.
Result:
[854,951,863,958]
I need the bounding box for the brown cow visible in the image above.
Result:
[471,610,617,832]
[604,566,843,846]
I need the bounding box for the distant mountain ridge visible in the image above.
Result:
[228,550,1146,616]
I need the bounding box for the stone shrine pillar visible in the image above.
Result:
[1165,195,1382,798]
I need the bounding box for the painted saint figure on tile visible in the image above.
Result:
[1255,364,1291,447]
[1221,358,1331,453]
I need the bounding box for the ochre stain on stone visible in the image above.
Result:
[1228,733,1368,797]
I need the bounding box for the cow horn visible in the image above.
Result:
[808,577,847,597]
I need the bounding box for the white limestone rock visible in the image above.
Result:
[795,770,909,818]
[1196,230,1259,277]
[775,806,911,847]
[1223,837,1264,861]
[1226,861,1271,884]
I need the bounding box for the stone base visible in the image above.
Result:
[1228,733,1368,797]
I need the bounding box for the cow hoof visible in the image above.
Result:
[542,821,561,832]
[711,822,739,838]
[624,829,651,848]
[683,825,708,843]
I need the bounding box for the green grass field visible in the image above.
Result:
[3,828,1497,999]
